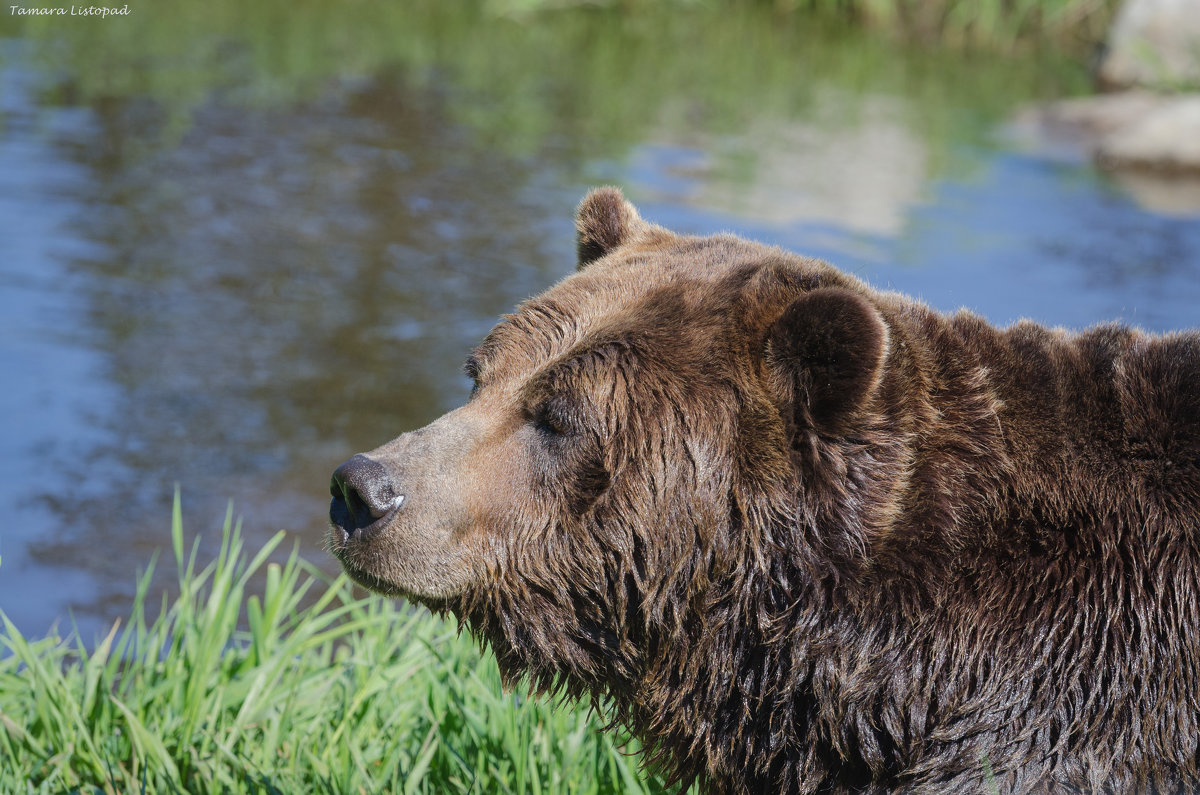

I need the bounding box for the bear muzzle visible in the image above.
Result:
[329,453,406,541]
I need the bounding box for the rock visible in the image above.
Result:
[1012,90,1200,214]
[1096,95,1200,171]
[1029,91,1200,173]
[1109,168,1200,215]
[1098,0,1200,89]
[1038,91,1167,136]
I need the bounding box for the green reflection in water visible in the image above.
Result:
[5,0,1091,172]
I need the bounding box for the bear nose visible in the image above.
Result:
[329,454,405,535]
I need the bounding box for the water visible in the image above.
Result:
[1,7,1197,641]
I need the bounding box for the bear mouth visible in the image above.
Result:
[329,545,455,612]
[324,525,401,591]
[328,493,401,545]
[328,508,392,545]
[334,554,399,593]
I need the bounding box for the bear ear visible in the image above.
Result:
[766,288,889,433]
[575,187,646,268]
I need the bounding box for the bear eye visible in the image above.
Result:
[531,399,575,438]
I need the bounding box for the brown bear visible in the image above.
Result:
[328,187,1200,794]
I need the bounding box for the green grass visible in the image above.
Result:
[0,494,674,794]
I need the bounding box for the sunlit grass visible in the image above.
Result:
[0,493,674,794]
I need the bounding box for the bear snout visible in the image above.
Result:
[329,453,406,540]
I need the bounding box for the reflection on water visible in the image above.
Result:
[649,93,930,237]
[1,63,584,635]
[0,8,1197,640]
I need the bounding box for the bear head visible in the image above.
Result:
[327,187,902,692]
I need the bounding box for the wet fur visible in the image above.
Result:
[391,190,1200,792]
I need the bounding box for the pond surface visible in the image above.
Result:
[1,4,1198,640]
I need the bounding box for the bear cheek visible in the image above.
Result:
[459,426,549,552]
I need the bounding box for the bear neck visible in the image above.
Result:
[623,308,1178,791]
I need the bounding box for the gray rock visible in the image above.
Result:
[1098,0,1200,89]
[1028,91,1200,173]
[1096,95,1200,170]
[1012,90,1200,214]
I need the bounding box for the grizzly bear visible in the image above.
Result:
[328,188,1200,794]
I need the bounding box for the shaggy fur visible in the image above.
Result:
[329,188,1200,794]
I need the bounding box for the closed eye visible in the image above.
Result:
[530,398,580,439]
[534,405,567,437]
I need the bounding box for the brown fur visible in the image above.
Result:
[328,187,1200,793]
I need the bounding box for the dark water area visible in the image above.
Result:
[1,4,1198,641]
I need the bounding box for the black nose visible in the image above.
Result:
[329,454,404,536]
